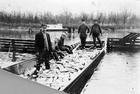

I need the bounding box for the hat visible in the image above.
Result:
[81,18,85,22]
[93,19,100,23]
[41,24,46,27]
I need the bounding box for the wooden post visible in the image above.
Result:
[68,27,71,39]
[12,39,16,62]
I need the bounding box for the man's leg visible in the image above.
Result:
[44,57,50,69]
[57,51,65,58]
[92,36,96,47]
[64,45,73,54]
[65,45,72,50]
[80,36,84,49]
[42,51,51,69]
[35,59,42,71]
[60,46,72,54]
[80,36,86,49]
[82,37,86,48]
[32,53,43,76]
[97,36,102,47]
[45,61,50,69]
[52,51,59,61]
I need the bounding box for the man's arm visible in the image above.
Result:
[78,25,81,34]
[35,34,39,52]
[98,24,102,35]
[47,33,53,51]
[86,25,90,33]
[89,25,94,36]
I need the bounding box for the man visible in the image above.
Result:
[52,38,65,60]
[78,19,90,49]
[57,32,73,54]
[33,24,52,76]
[90,19,102,48]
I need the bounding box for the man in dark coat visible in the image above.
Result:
[33,24,52,76]
[78,19,90,49]
[90,20,102,48]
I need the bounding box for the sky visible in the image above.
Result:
[0,0,140,16]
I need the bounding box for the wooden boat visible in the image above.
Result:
[0,39,106,94]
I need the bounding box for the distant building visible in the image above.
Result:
[46,24,63,29]
[44,24,67,43]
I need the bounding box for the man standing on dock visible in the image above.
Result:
[33,24,53,76]
[78,19,90,49]
[90,19,102,48]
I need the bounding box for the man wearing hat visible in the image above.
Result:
[89,19,102,48]
[33,24,53,76]
[57,32,73,54]
[78,19,90,49]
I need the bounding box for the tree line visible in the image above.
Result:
[0,10,139,28]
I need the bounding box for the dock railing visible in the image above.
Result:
[0,38,35,53]
[107,32,140,50]
[107,38,140,49]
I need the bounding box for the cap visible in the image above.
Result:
[81,18,85,22]
[93,19,100,23]
[41,24,46,27]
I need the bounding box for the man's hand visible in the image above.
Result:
[36,52,39,57]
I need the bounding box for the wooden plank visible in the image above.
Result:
[0,38,11,40]
[121,33,135,40]
[15,39,34,42]
[0,38,35,53]
[14,43,34,45]
[107,37,140,49]
[14,44,35,47]
[0,58,35,69]
[127,34,139,40]
[0,40,11,42]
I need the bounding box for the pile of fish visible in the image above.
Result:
[20,49,100,90]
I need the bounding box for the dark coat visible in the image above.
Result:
[58,36,64,47]
[78,23,89,38]
[90,24,102,37]
[35,31,52,52]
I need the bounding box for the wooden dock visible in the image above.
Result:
[107,32,140,50]
[0,38,35,53]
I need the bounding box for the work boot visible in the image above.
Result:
[31,70,39,79]
[45,63,50,69]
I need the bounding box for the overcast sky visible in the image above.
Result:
[0,0,140,16]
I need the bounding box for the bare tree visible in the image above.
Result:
[128,14,137,28]
[120,9,131,28]
[80,12,89,21]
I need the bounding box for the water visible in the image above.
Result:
[0,28,79,40]
[81,50,140,94]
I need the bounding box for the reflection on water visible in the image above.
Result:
[81,50,140,94]
[0,29,79,40]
